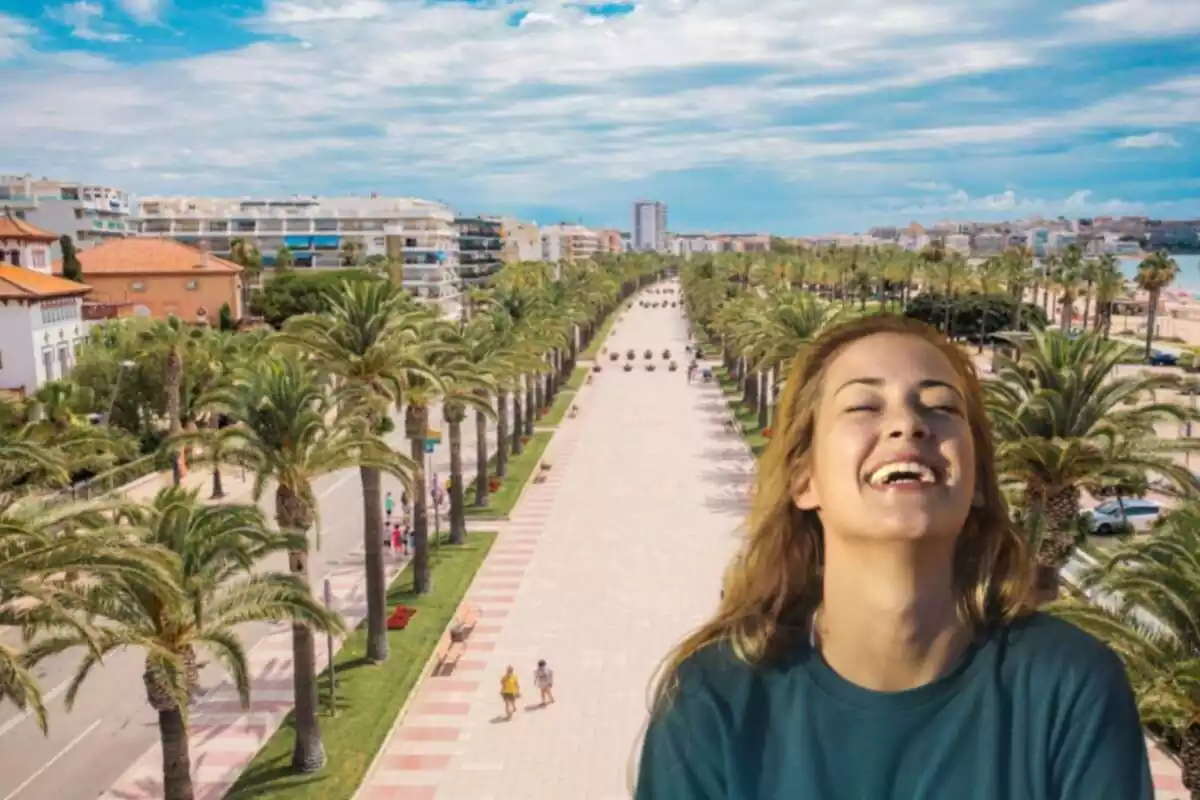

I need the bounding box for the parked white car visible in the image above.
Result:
[1085,498,1162,535]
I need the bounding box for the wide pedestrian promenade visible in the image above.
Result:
[356,286,749,799]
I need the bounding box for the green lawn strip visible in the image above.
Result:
[463,431,553,519]
[580,301,628,360]
[714,366,769,457]
[225,531,497,800]
[540,388,578,427]
[564,365,588,392]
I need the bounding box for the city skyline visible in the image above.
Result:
[0,0,1197,234]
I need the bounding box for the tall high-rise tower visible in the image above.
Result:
[632,201,668,253]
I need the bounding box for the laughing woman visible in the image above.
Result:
[636,315,1151,800]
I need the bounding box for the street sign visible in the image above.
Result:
[425,427,442,444]
[424,440,436,454]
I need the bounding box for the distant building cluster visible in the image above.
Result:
[797,217,1200,258]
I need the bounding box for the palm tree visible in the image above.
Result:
[24,488,341,800]
[1,490,174,732]
[1137,250,1181,360]
[144,316,205,487]
[198,354,405,772]
[1053,504,1200,797]
[986,329,1200,600]
[1054,244,1084,331]
[278,280,427,663]
[1092,255,1125,338]
[431,324,496,545]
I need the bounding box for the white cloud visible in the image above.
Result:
[1067,0,1200,37]
[0,0,1196,213]
[894,186,1189,219]
[0,13,33,61]
[908,181,953,192]
[47,1,130,42]
[1116,131,1182,149]
[117,0,165,25]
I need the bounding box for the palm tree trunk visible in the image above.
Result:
[408,409,432,595]
[166,349,183,487]
[360,465,388,662]
[474,408,489,507]
[525,379,535,435]
[1082,283,1092,330]
[1179,723,1200,799]
[1145,290,1160,360]
[276,487,325,773]
[512,389,524,455]
[158,706,194,800]
[211,465,224,499]
[448,415,466,545]
[496,390,509,478]
[756,372,768,430]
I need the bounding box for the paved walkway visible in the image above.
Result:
[355,285,747,799]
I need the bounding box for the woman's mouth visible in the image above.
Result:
[866,460,940,489]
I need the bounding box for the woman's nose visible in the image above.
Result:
[885,406,929,439]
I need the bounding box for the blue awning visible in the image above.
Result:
[285,236,313,248]
[312,235,340,248]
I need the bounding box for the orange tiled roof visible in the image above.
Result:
[62,238,242,276]
[0,266,91,300]
[0,208,57,242]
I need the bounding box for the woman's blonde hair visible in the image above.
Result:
[651,314,1031,712]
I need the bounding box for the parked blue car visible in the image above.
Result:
[1148,349,1179,366]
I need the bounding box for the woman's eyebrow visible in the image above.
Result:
[833,377,964,399]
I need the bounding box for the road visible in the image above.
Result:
[0,403,499,800]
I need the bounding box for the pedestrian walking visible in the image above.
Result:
[384,491,394,525]
[534,659,555,706]
[392,522,404,556]
[382,520,392,553]
[500,665,520,719]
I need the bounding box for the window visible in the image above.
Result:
[31,250,45,268]
[42,349,54,380]
[131,281,146,292]
[58,345,69,377]
[1095,502,1118,515]
[7,250,19,266]
[185,280,199,291]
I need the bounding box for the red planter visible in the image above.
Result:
[387,604,417,630]
[762,428,774,439]
[488,477,502,491]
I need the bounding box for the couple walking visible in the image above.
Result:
[500,660,555,720]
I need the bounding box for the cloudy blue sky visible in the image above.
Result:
[0,0,1198,234]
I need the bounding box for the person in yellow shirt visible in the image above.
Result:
[500,665,520,719]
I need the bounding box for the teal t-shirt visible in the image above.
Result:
[637,613,1152,800]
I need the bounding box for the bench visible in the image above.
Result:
[433,604,483,676]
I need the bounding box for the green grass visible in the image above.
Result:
[540,389,577,427]
[564,365,588,392]
[581,302,628,360]
[463,431,553,519]
[714,366,770,457]
[225,531,496,800]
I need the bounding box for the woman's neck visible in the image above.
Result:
[815,538,970,692]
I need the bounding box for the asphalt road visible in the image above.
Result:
[0,403,499,800]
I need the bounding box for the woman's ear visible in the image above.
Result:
[794,471,820,511]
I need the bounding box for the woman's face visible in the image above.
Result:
[794,333,976,544]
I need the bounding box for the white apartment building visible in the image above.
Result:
[669,234,720,258]
[0,174,134,257]
[633,201,668,253]
[0,211,92,395]
[135,195,460,303]
[541,224,600,264]
[945,233,972,254]
[500,219,542,262]
[972,232,1007,254]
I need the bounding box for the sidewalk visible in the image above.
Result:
[354,293,745,800]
